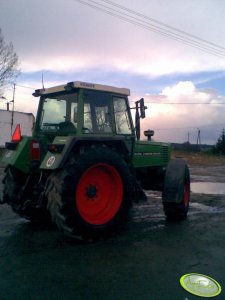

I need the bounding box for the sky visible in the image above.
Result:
[1,0,225,144]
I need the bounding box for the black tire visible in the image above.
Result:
[2,166,26,207]
[162,159,190,221]
[46,148,133,240]
[2,166,51,223]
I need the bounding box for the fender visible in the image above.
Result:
[1,136,33,173]
[40,136,131,170]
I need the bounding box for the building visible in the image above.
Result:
[0,109,34,147]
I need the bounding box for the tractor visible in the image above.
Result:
[0,81,190,240]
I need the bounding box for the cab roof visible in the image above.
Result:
[33,81,130,97]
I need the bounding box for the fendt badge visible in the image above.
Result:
[46,156,56,168]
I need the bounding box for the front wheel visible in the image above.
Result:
[162,159,190,221]
[46,148,133,239]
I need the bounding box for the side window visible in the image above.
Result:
[113,97,132,134]
[71,102,78,126]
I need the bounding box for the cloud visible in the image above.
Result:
[1,0,225,77]
[161,81,196,100]
[1,1,225,144]
[137,81,225,144]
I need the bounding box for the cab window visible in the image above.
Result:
[113,97,132,134]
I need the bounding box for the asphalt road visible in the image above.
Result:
[0,163,225,300]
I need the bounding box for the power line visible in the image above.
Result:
[129,101,225,105]
[101,0,225,52]
[153,123,225,131]
[16,84,35,90]
[74,0,225,58]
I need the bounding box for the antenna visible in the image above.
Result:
[42,72,45,90]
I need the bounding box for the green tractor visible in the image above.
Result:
[0,81,190,239]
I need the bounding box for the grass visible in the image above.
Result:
[1,147,225,167]
[172,150,225,166]
[0,148,5,158]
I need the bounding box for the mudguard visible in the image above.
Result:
[1,136,33,173]
[40,136,73,170]
[40,136,131,170]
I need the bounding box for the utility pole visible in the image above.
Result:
[0,83,16,135]
[185,131,191,152]
[196,128,201,151]
[11,83,16,135]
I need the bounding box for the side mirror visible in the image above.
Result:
[140,98,146,119]
[133,98,147,140]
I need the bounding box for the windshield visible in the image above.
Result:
[83,90,112,133]
[40,92,78,133]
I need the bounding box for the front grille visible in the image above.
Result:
[162,146,169,163]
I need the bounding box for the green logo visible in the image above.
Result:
[180,273,222,297]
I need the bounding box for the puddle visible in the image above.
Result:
[191,182,225,195]
[190,202,225,214]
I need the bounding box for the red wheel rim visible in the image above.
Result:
[183,180,190,208]
[76,163,123,225]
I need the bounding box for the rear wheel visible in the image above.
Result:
[162,159,190,221]
[76,163,124,225]
[46,148,133,240]
[2,166,51,223]
[2,166,23,205]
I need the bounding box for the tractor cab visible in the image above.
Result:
[33,81,135,139]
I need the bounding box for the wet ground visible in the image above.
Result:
[0,162,225,300]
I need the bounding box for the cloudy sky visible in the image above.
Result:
[1,0,225,144]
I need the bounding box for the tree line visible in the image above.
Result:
[213,129,225,156]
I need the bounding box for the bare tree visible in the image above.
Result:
[0,28,20,94]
